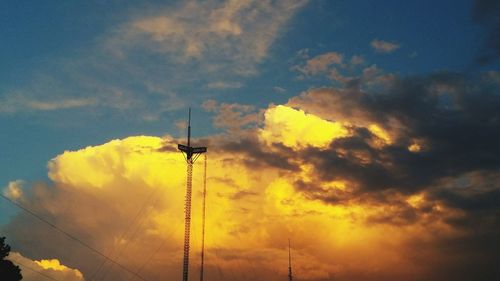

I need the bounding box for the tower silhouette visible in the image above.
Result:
[288,239,293,281]
[178,108,207,281]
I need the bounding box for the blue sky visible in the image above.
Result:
[1,0,495,199]
[2,1,500,280]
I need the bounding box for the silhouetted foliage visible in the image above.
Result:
[0,237,22,280]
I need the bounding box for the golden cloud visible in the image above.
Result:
[259,105,350,149]
[8,252,84,281]
[4,102,479,281]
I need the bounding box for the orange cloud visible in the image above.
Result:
[4,102,486,281]
[8,252,84,281]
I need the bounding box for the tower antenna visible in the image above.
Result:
[288,239,293,281]
[187,108,191,148]
[199,154,207,281]
[178,108,207,281]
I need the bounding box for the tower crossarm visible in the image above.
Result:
[178,144,207,162]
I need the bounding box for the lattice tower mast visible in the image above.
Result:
[178,108,207,281]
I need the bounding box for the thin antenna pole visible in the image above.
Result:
[199,154,207,281]
[187,108,191,148]
[183,108,193,281]
[288,239,292,281]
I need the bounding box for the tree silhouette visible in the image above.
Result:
[0,237,22,280]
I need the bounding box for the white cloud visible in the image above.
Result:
[112,0,309,76]
[0,95,97,114]
[27,99,98,111]
[371,39,400,53]
[207,81,243,89]
[273,86,287,93]
[3,180,24,200]
[2,0,309,118]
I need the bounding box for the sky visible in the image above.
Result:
[1,0,500,280]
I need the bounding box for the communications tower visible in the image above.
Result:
[178,108,207,281]
[288,239,293,281]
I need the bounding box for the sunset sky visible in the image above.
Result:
[1,1,500,281]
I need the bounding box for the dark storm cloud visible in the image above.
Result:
[405,227,500,281]
[294,179,352,204]
[290,72,500,207]
[202,101,301,170]
[285,69,500,281]
[430,188,500,213]
[303,131,404,191]
[212,134,300,171]
[404,195,500,281]
[472,0,500,64]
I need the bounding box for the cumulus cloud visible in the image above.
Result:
[3,68,500,280]
[286,70,499,280]
[0,133,450,281]
[289,72,500,196]
[4,135,316,280]
[370,39,400,53]
[7,252,84,281]
[3,180,24,200]
[259,105,349,149]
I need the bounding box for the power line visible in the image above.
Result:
[100,181,175,281]
[126,219,183,281]
[93,184,163,281]
[1,194,149,281]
